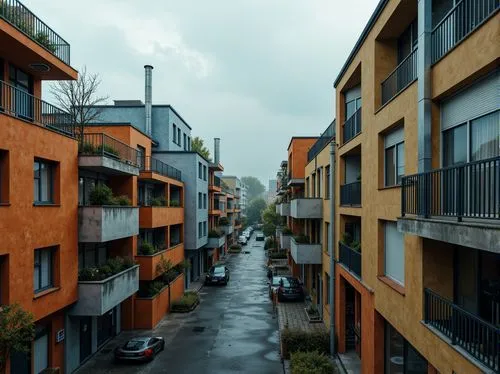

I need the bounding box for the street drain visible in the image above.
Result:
[243,251,250,254]
[100,348,112,354]
[192,326,205,333]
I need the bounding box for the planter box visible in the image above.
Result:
[279,203,290,216]
[78,206,139,242]
[304,307,323,324]
[291,238,322,264]
[280,233,291,249]
[70,265,139,316]
[290,198,322,219]
[135,244,184,281]
[206,235,226,248]
[221,225,234,235]
[170,298,200,313]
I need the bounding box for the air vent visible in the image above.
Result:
[29,63,50,72]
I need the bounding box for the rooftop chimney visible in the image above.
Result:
[214,138,220,164]
[144,65,153,136]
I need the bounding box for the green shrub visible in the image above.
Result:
[150,196,167,206]
[156,255,173,277]
[282,227,293,235]
[139,242,155,255]
[89,184,115,205]
[96,144,119,157]
[34,32,56,52]
[122,257,136,268]
[281,329,330,359]
[208,229,223,238]
[293,235,310,244]
[163,269,179,284]
[290,351,336,374]
[80,142,95,154]
[264,238,277,250]
[114,195,131,206]
[99,265,112,277]
[171,292,199,312]
[268,250,287,259]
[219,217,229,226]
[148,281,166,297]
[169,200,180,207]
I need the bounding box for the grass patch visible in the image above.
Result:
[291,351,337,374]
[171,291,200,312]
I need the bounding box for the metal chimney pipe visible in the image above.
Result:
[144,65,153,136]
[214,138,220,164]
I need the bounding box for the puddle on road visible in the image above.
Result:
[264,350,281,362]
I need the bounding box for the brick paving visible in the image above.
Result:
[277,301,327,332]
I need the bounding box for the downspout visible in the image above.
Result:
[329,141,336,355]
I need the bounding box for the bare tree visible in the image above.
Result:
[50,66,109,143]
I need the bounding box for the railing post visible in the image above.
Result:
[451,306,457,345]
[99,134,104,156]
[456,166,463,222]
[424,289,429,323]
[401,177,406,217]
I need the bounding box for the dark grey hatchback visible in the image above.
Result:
[114,336,165,362]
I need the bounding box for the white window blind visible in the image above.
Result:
[384,222,405,285]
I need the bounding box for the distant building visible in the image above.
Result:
[267,179,277,203]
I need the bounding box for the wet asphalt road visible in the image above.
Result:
[77,232,282,374]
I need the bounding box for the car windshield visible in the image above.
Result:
[280,278,300,288]
[212,267,225,274]
[272,276,284,286]
[123,340,147,350]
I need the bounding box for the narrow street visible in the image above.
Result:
[77,232,282,374]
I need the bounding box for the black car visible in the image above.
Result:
[268,276,286,298]
[205,265,230,285]
[276,277,305,302]
[114,336,164,362]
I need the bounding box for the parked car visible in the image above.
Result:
[114,336,164,362]
[205,265,230,285]
[244,230,251,240]
[276,277,305,302]
[256,233,265,241]
[238,235,248,245]
[268,276,286,298]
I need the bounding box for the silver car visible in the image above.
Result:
[114,336,165,362]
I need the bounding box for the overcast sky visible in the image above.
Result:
[36,0,379,187]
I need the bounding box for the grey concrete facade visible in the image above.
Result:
[398,217,500,253]
[206,235,226,249]
[280,233,291,249]
[291,238,322,264]
[78,156,140,176]
[290,198,323,219]
[279,203,290,216]
[70,265,139,316]
[78,206,139,243]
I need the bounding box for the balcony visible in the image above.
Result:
[424,288,500,372]
[290,237,322,264]
[209,176,222,192]
[78,206,139,243]
[290,198,322,219]
[432,0,500,63]
[140,156,181,181]
[0,80,75,137]
[278,202,290,217]
[280,232,291,249]
[381,48,418,106]
[139,206,183,229]
[70,265,139,316]
[0,0,73,70]
[136,244,184,281]
[399,157,500,251]
[79,133,140,176]
[308,121,335,161]
[338,242,361,278]
[206,234,226,249]
[222,225,233,235]
[340,181,361,207]
[342,108,361,144]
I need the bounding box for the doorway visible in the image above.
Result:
[345,283,361,357]
[79,317,92,363]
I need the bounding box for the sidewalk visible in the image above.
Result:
[187,273,206,292]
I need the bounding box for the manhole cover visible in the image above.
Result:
[100,348,112,354]
[243,251,250,254]
[192,326,205,333]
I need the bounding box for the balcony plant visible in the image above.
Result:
[34,32,56,53]
[340,232,361,252]
[208,229,224,238]
[169,200,180,207]
[219,217,230,226]
[264,238,278,250]
[78,256,135,281]
[305,304,322,323]
[138,242,156,256]
[228,244,242,253]
[171,291,200,313]
[88,185,132,206]
[95,144,119,157]
[268,250,287,259]
[282,227,293,235]
[293,235,310,244]
[150,196,167,207]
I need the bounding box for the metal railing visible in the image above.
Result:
[432,0,499,63]
[342,108,361,144]
[340,181,361,206]
[214,176,221,187]
[79,133,140,167]
[141,156,181,181]
[338,242,361,278]
[308,121,335,161]
[424,288,500,372]
[0,0,71,64]
[401,156,499,221]
[0,80,75,137]
[381,48,418,105]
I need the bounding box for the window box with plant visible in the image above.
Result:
[87,185,132,206]
[170,291,200,313]
[78,256,136,281]
[304,304,322,323]
[228,244,242,253]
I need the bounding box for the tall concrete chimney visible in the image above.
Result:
[214,138,220,164]
[144,65,153,136]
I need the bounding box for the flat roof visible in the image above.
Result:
[287,137,319,151]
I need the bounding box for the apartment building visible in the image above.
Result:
[0,2,79,372]
[333,0,499,373]
[221,176,243,241]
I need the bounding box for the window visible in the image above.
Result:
[78,244,107,270]
[203,193,207,209]
[188,137,191,151]
[397,18,418,63]
[203,165,207,181]
[34,247,54,293]
[9,64,33,120]
[177,128,181,145]
[325,165,330,199]
[311,173,316,197]
[173,124,177,143]
[198,192,202,209]
[384,221,405,285]
[198,222,202,238]
[385,322,427,374]
[325,274,331,305]
[183,134,187,150]
[325,222,330,254]
[345,97,361,120]
[384,126,405,186]
[317,168,322,197]
[204,221,207,236]
[0,150,8,204]
[34,159,55,204]
[198,162,202,179]
[137,145,146,169]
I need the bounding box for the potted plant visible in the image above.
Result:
[304,304,322,323]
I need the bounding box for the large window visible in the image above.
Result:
[198,222,202,238]
[203,165,207,181]
[325,165,330,199]
[9,64,33,120]
[345,97,361,120]
[397,18,418,63]
[34,160,55,204]
[198,162,202,179]
[385,322,427,374]
[383,221,404,285]
[78,244,107,270]
[34,247,54,293]
[183,134,187,150]
[173,124,177,144]
[0,150,8,204]
[203,193,207,209]
[198,192,202,209]
[137,145,146,169]
[177,128,181,145]
[384,127,405,186]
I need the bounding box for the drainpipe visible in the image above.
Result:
[329,141,336,355]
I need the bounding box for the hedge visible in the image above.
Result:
[291,351,337,374]
[281,329,329,359]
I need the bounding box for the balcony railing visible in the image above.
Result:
[381,48,418,105]
[308,121,335,161]
[80,133,140,167]
[0,80,75,137]
[339,242,361,278]
[401,156,499,221]
[141,156,181,181]
[340,181,361,206]
[214,176,221,187]
[432,0,499,63]
[424,288,500,372]
[342,108,361,144]
[0,0,71,64]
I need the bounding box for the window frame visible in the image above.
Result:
[34,247,54,293]
[383,221,405,286]
[198,162,202,179]
[383,126,405,187]
[173,124,177,144]
[34,159,55,204]
[203,165,207,181]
